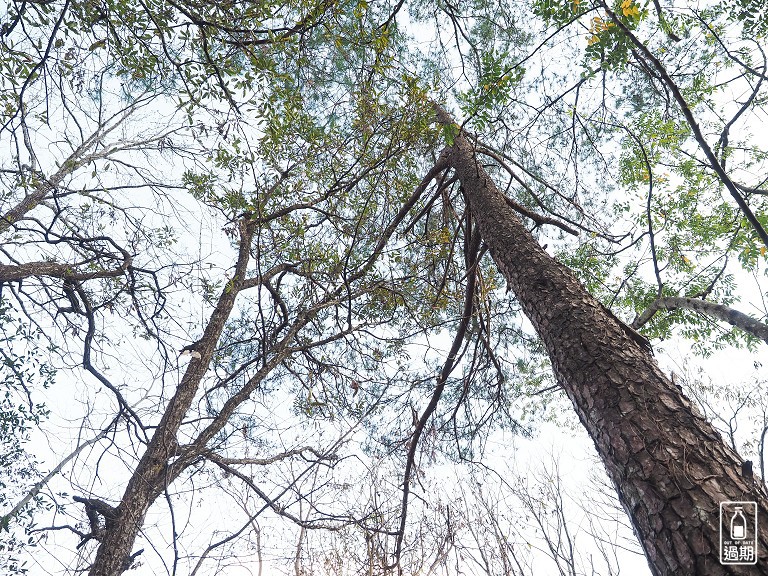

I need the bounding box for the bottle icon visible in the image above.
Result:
[731,506,747,540]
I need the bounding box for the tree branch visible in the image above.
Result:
[633,296,768,343]
[1,421,117,528]
[601,1,768,249]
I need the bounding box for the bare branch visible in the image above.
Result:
[2,421,117,527]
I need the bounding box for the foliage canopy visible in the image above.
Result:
[1,0,767,573]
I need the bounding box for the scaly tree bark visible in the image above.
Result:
[437,108,768,575]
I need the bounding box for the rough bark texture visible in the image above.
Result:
[0,257,132,282]
[446,132,768,575]
[1,173,65,234]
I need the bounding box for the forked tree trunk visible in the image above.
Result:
[444,128,768,575]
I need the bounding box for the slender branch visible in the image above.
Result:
[0,252,131,282]
[650,0,681,42]
[735,181,768,196]
[716,44,766,169]
[1,421,117,527]
[202,446,336,466]
[390,218,481,567]
[600,1,768,248]
[74,281,148,440]
[501,195,579,236]
[1,94,168,234]
[205,455,344,530]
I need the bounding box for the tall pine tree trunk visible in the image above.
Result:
[443,127,768,575]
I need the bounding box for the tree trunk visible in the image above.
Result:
[444,129,768,575]
[85,220,257,576]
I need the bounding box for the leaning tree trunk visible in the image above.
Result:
[442,124,768,574]
[84,220,257,576]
